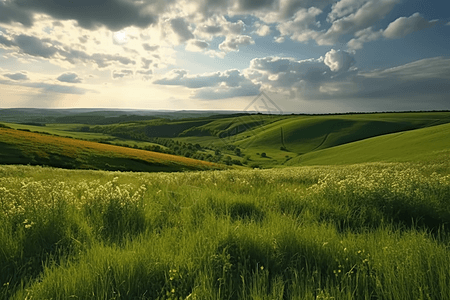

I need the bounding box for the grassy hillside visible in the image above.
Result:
[0,128,222,172]
[2,162,450,299]
[3,111,450,168]
[287,121,450,166]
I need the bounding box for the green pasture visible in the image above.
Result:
[1,162,450,299]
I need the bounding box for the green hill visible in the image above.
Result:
[287,121,450,166]
[0,127,223,172]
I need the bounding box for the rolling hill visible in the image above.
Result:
[286,121,450,166]
[0,127,222,172]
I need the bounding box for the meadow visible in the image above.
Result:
[1,161,450,299]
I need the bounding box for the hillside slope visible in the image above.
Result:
[0,128,222,172]
[287,121,450,166]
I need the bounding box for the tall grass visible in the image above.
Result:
[1,163,450,299]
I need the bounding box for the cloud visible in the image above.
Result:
[219,35,254,52]
[0,0,33,27]
[112,69,133,79]
[247,56,331,90]
[112,30,129,45]
[186,39,209,52]
[347,13,438,49]
[277,7,322,42]
[255,24,271,36]
[194,16,245,40]
[170,17,194,43]
[318,0,400,45]
[14,34,58,58]
[154,69,261,100]
[359,57,450,80]
[260,0,333,22]
[61,49,136,68]
[0,32,136,68]
[12,0,159,31]
[245,49,358,101]
[324,49,355,72]
[0,31,16,47]
[141,58,153,69]
[347,27,383,49]
[383,12,438,39]
[0,79,89,95]
[3,72,28,80]
[352,57,450,104]
[137,69,153,80]
[327,0,368,23]
[233,0,276,12]
[57,72,82,83]
[142,43,159,51]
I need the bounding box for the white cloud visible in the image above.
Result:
[218,35,254,52]
[347,13,438,50]
[383,12,437,39]
[112,30,129,45]
[318,0,400,45]
[193,16,245,40]
[274,36,285,43]
[324,49,355,72]
[327,0,368,23]
[255,24,271,36]
[277,7,322,42]
[154,69,261,100]
[347,27,383,50]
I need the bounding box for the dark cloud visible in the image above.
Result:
[170,18,194,43]
[58,48,135,68]
[137,69,153,80]
[3,72,28,80]
[13,0,158,31]
[0,32,16,47]
[57,72,82,83]
[0,1,33,27]
[0,79,89,94]
[354,57,450,100]
[234,0,276,12]
[141,58,153,69]
[142,43,159,51]
[1,32,136,68]
[14,34,58,58]
[112,69,133,79]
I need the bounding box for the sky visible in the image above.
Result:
[0,0,449,113]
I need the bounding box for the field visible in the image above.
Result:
[1,161,450,299]
[1,110,450,299]
[0,127,221,172]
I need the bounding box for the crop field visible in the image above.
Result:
[1,161,450,299]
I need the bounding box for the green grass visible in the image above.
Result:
[2,162,450,299]
[0,128,222,172]
[288,121,450,166]
[5,111,450,168]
